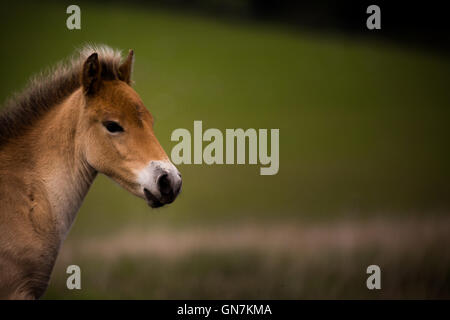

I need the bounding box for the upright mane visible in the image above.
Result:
[0,44,126,147]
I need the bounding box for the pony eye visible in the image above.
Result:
[103,121,124,133]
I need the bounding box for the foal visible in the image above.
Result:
[0,45,182,299]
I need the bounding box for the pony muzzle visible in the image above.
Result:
[138,160,182,208]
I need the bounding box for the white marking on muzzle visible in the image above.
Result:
[136,160,180,199]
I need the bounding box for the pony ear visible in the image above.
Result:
[81,53,102,95]
[118,49,134,84]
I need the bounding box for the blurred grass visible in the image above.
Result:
[0,0,449,299]
[45,218,450,299]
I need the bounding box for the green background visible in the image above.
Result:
[1,1,449,298]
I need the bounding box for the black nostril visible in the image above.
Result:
[158,173,171,196]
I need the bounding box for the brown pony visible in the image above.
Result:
[0,45,182,299]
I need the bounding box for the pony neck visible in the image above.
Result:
[33,89,97,237]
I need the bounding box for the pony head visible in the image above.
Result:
[78,49,181,208]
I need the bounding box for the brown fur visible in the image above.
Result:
[0,45,126,148]
[0,45,172,299]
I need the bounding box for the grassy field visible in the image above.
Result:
[46,218,450,299]
[0,1,449,298]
